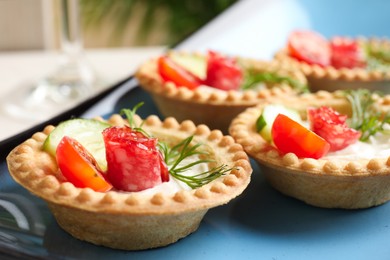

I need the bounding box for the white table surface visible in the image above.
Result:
[0,46,165,141]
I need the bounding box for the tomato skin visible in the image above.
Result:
[203,50,243,91]
[272,114,330,159]
[308,106,361,151]
[157,55,202,90]
[287,30,331,67]
[330,37,366,69]
[103,126,169,192]
[56,136,112,192]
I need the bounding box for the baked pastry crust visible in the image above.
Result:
[275,38,390,93]
[7,114,252,250]
[229,90,390,209]
[135,50,306,133]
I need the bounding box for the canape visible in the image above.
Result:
[229,90,390,209]
[7,107,252,250]
[136,50,307,133]
[275,30,390,93]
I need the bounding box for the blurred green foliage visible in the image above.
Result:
[80,0,238,46]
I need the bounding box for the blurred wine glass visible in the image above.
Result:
[1,0,103,121]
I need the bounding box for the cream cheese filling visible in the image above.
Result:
[136,155,209,195]
[323,132,390,160]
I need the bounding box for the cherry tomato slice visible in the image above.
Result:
[157,55,202,90]
[203,50,243,91]
[287,30,331,67]
[103,126,169,192]
[330,37,366,69]
[272,114,330,159]
[56,136,112,192]
[308,106,361,151]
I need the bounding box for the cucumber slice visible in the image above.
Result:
[256,104,302,142]
[169,53,207,79]
[43,118,110,170]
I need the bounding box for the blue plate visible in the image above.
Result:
[2,0,390,259]
[2,87,390,260]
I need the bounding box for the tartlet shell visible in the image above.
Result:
[275,38,390,93]
[7,114,252,250]
[229,90,390,209]
[135,50,306,133]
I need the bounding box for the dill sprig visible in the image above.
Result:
[121,103,229,189]
[346,89,390,141]
[120,103,149,137]
[159,136,230,189]
[241,70,308,92]
[170,164,231,189]
[364,42,390,71]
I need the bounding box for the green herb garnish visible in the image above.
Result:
[120,103,148,137]
[346,89,390,141]
[364,42,390,71]
[241,70,308,92]
[159,136,231,189]
[122,103,230,189]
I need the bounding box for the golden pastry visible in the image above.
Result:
[229,90,390,209]
[7,109,252,250]
[136,50,306,133]
[275,30,390,93]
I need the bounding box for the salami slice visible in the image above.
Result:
[103,126,168,192]
[330,37,366,69]
[203,50,243,91]
[308,106,361,152]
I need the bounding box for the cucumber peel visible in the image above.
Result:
[169,52,207,79]
[256,104,302,142]
[43,118,110,171]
